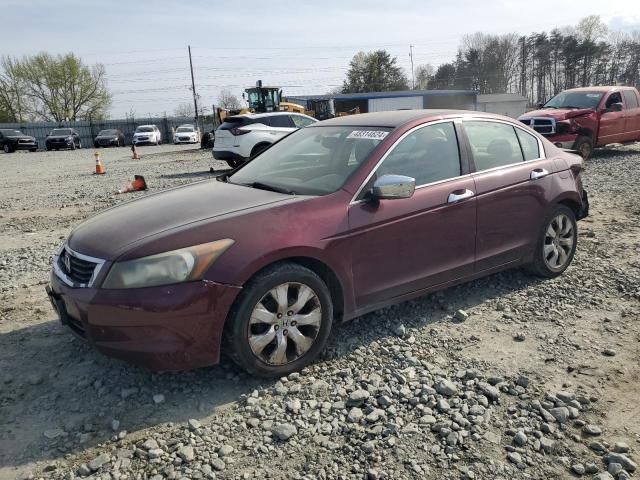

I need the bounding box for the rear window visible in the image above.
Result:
[136,126,154,133]
[623,90,639,109]
[219,118,256,130]
[267,115,294,128]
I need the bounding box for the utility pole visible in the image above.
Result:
[188,45,199,125]
[409,45,415,89]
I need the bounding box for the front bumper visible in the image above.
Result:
[47,270,241,371]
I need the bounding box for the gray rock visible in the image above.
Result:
[602,348,617,356]
[43,428,65,439]
[285,398,301,412]
[211,458,225,471]
[478,382,500,401]
[550,407,570,423]
[513,431,527,446]
[513,332,526,342]
[583,424,602,435]
[348,389,370,406]
[142,439,159,450]
[454,309,469,322]
[178,445,195,462]
[592,473,615,480]
[27,373,44,385]
[188,418,201,430]
[152,394,165,404]
[120,387,138,399]
[571,463,586,475]
[605,453,637,473]
[435,379,458,396]
[271,423,298,441]
[111,419,120,431]
[88,453,110,471]
[608,463,623,476]
[613,442,630,453]
[147,448,164,459]
[77,464,91,476]
[507,452,522,464]
[218,445,233,457]
[392,323,406,337]
[348,407,364,423]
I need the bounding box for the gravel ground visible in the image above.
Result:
[0,144,639,480]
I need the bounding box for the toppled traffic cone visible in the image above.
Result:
[94,152,106,174]
[116,175,147,194]
[131,144,140,160]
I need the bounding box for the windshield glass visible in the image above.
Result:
[51,129,72,135]
[98,129,118,135]
[543,91,603,109]
[176,127,193,132]
[0,129,23,136]
[136,126,154,133]
[229,126,390,195]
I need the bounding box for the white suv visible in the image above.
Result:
[174,124,200,144]
[132,125,162,145]
[212,112,317,168]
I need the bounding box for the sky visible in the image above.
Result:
[2,0,639,118]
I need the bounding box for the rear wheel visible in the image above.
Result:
[528,204,577,278]
[225,263,333,377]
[573,136,593,160]
[29,148,37,152]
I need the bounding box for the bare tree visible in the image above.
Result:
[414,64,434,89]
[217,89,242,110]
[173,102,194,117]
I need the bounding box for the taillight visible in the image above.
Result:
[230,128,250,136]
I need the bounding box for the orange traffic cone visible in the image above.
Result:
[94,152,106,174]
[131,144,140,160]
[116,175,147,194]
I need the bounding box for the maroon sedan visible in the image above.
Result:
[47,110,588,376]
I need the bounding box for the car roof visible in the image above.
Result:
[231,112,312,120]
[312,109,507,128]
[137,124,157,127]
[563,86,627,93]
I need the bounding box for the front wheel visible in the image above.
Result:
[573,136,593,160]
[3,144,11,153]
[225,263,333,377]
[528,205,577,278]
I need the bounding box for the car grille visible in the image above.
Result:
[18,139,32,144]
[137,136,149,141]
[520,117,555,135]
[58,248,98,285]
[178,136,191,141]
[98,138,113,145]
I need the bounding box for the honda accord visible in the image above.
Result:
[47,110,588,376]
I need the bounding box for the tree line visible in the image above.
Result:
[342,16,640,106]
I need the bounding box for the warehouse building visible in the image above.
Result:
[286,89,477,115]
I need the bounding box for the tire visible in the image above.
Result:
[94,143,99,148]
[70,142,76,151]
[224,263,334,377]
[527,204,577,278]
[78,142,82,149]
[573,136,593,160]
[3,144,11,153]
[251,143,271,158]
[226,159,241,169]
[29,148,37,152]
[46,147,52,151]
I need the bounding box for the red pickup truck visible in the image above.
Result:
[518,86,640,159]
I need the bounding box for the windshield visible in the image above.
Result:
[229,126,390,195]
[543,91,603,109]
[176,127,193,132]
[51,129,72,135]
[0,129,23,136]
[98,129,118,135]
[136,126,154,133]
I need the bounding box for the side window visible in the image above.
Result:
[377,122,461,186]
[268,115,294,128]
[605,92,623,109]
[515,128,540,160]
[623,90,639,109]
[291,115,315,128]
[464,121,524,171]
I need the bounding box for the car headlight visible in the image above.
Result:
[102,239,234,289]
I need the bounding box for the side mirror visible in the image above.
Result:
[608,102,623,112]
[371,174,415,200]
[537,103,544,108]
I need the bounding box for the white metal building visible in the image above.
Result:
[476,93,528,118]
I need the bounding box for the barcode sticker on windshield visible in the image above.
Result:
[347,130,389,140]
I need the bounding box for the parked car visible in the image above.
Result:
[173,124,200,144]
[212,112,317,168]
[132,125,162,145]
[0,129,38,153]
[519,86,640,159]
[47,110,588,376]
[94,129,125,148]
[45,128,82,151]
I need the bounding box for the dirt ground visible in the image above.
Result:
[0,144,638,480]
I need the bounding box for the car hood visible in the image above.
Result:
[520,108,594,121]
[68,180,295,260]
[96,135,117,139]
[134,132,153,136]
[6,134,34,140]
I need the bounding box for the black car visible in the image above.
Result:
[45,128,82,151]
[94,129,125,148]
[0,129,38,153]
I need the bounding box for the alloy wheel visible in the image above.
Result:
[248,282,322,365]
[543,213,575,271]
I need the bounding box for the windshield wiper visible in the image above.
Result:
[560,106,582,109]
[542,105,556,109]
[235,181,296,195]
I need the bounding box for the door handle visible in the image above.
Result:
[530,168,549,180]
[447,189,475,203]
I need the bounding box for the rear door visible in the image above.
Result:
[463,119,555,272]
[265,115,296,140]
[622,89,640,142]
[598,91,626,145]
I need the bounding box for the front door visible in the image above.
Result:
[348,121,477,308]
[598,91,626,145]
